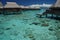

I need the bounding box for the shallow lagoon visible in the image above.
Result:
[0,9,60,40]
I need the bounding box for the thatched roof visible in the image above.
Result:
[53,0,60,7]
[4,2,20,8]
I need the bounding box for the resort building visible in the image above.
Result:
[4,2,20,8]
[3,2,21,14]
[0,2,41,14]
[53,0,60,7]
[43,0,60,17]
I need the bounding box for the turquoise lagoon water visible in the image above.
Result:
[0,9,60,40]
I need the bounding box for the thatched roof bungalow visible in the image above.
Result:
[43,0,60,17]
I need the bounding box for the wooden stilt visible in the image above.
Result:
[46,14,47,18]
[51,14,53,18]
[40,15,42,18]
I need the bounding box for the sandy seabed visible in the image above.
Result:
[0,10,60,40]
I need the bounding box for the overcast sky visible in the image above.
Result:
[0,0,56,5]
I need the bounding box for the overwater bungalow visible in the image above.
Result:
[3,2,21,14]
[43,0,60,17]
[0,2,41,15]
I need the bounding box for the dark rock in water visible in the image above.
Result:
[5,28,11,30]
[55,21,59,23]
[48,28,54,31]
[48,27,55,31]
[32,38,36,40]
[48,25,60,31]
[41,23,49,27]
[12,24,16,26]
[58,26,60,29]
[32,22,40,25]
[29,24,32,25]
